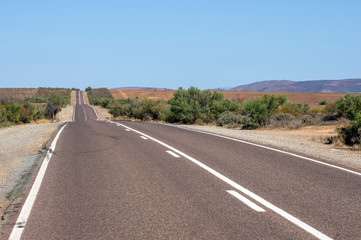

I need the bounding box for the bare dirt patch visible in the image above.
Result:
[110,89,174,101]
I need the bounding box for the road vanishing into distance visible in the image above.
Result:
[7,91,361,239]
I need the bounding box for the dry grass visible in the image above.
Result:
[110,89,347,109]
[0,88,38,101]
[110,89,174,101]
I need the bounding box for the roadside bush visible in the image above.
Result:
[166,87,239,124]
[0,107,7,123]
[5,102,21,123]
[277,103,310,115]
[324,94,361,121]
[32,105,46,121]
[319,100,328,105]
[217,111,242,126]
[45,94,68,120]
[19,103,33,123]
[337,113,361,146]
[242,94,287,128]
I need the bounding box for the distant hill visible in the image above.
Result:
[231,79,361,93]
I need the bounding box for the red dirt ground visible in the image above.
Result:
[110,89,348,109]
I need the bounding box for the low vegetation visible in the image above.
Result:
[0,88,71,128]
[88,87,361,149]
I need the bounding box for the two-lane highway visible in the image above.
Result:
[8,91,361,239]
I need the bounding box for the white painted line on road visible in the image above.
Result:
[125,129,131,131]
[166,150,180,158]
[169,125,361,177]
[8,123,68,240]
[73,105,76,122]
[112,121,332,240]
[227,190,266,212]
[89,105,100,121]
[140,136,148,140]
[81,105,87,120]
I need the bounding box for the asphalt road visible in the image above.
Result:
[8,91,361,239]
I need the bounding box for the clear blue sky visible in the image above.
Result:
[1,1,360,90]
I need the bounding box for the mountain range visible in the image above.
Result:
[230,78,361,93]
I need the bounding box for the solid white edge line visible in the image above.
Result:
[166,124,361,177]
[89,105,100,121]
[73,105,76,122]
[166,150,180,158]
[111,121,332,240]
[227,190,266,212]
[8,123,68,240]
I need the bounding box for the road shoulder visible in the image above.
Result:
[180,125,361,171]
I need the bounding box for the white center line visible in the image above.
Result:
[81,105,87,120]
[227,190,266,212]
[112,121,332,240]
[166,150,180,158]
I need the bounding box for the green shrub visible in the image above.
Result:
[242,94,287,127]
[166,87,239,124]
[33,105,46,121]
[5,102,21,123]
[319,100,328,105]
[217,111,240,126]
[337,114,361,146]
[19,103,34,123]
[277,103,310,115]
[324,94,361,121]
[85,86,93,93]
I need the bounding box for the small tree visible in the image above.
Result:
[243,95,287,128]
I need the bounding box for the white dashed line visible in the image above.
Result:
[227,190,266,212]
[166,150,180,158]
[112,121,332,240]
[140,136,148,140]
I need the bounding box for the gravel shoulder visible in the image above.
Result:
[92,105,111,120]
[0,123,62,219]
[180,125,361,171]
[0,91,76,231]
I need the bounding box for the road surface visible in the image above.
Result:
[8,91,361,239]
